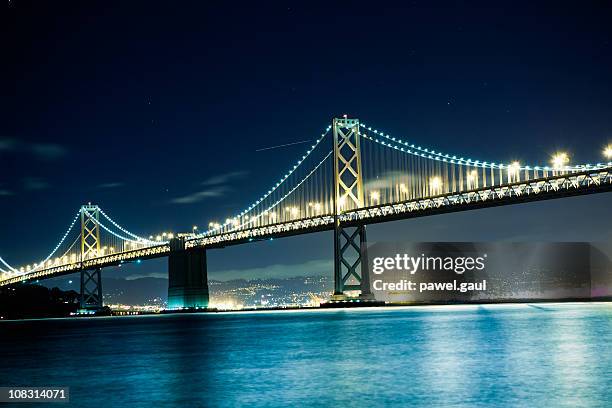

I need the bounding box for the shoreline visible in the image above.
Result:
[2,297,611,322]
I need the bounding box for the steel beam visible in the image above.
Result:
[80,268,103,309]
[80,204,100,261]
[333,224,373,299]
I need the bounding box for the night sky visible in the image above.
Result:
[2,1,611,284]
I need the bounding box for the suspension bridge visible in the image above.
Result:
[1,118,611,310]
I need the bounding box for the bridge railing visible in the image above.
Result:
[342,166,612,224]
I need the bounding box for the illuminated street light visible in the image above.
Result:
[466,170,478,189]
[507,161,520,182]
[551,152,569,170]
[307,202,322,214]
[370,190,380,204]
[604,144,612,160]
[429,176,443,195]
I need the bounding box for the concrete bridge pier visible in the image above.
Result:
[168,237,209,310]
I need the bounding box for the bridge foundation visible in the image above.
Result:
[80,268,103,310]
[167,237,209,310]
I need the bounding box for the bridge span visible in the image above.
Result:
[1,118,611,309]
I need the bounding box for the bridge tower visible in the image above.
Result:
[167,237,209,309]
[79,204,103,310]
[331,117,373,301]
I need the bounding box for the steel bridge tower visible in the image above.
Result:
[80,204,103,310]
[331,117,373,301]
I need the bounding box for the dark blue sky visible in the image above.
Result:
[1,1,611,280]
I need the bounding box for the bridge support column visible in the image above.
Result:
[168,237,209,310]
[80,268,103,310]
[332,224,374,301]
[330,117,375,302]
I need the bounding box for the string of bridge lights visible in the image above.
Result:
[198,125,332,236]
[0,125,335,276]
[96,218,160,246]
[229,150,333,232]
[58,234,80,260]
[0,208,161,277]
[0,210,82,275]
[0,256,16,273]
[98,209,160,245]
[360,123,612,171]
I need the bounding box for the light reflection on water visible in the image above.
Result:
[0,303,610,407]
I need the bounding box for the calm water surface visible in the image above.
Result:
[1,303,611,407]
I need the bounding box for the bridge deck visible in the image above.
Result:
[1,167,610,287]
